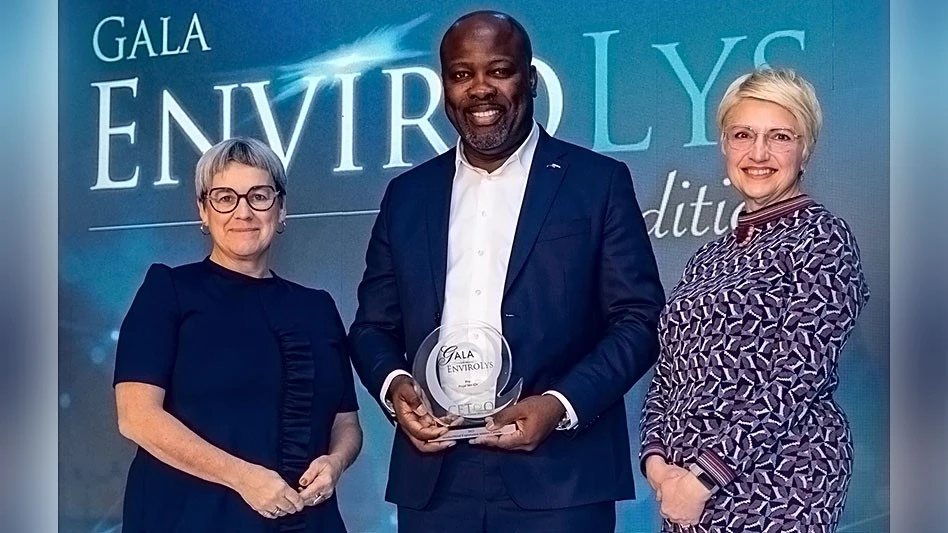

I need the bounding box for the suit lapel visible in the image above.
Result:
[427,152,456,312]
[503,131,569,297]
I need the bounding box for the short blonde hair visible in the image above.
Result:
[717,68,822,161]
[194,137,287,199]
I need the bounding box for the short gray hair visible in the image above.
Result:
[717,68,823,161]
[194,137,287,198]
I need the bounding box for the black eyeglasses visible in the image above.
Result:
[201,185,283,214]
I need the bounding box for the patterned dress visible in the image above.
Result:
[640,195,870,532]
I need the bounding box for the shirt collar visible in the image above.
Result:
[454,121,540,178]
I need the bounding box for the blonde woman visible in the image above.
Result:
[640,69,870,532]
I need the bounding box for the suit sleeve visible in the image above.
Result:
[554,162,665,428]
[348,182,410,407]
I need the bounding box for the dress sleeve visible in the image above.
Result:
[113,264,180,388]
[322,291,359,413]
[639,249,705,472]
[639,342,673,472]
[696,219,871,487]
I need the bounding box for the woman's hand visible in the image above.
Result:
[658,471,711,527]
[232,462,304,519]
[297,454,345,506]
[645,455,688,500]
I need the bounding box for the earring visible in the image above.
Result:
[200,222,210,235]
[276,220,286,234]
[798,168,806,180]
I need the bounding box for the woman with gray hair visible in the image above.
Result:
[640,69,870,531]
[114,137,362,532]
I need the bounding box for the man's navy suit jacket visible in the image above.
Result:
[349,129,665,510]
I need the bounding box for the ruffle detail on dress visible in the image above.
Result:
[275,326,314,532]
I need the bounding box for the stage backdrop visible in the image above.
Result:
[59,1,889,531]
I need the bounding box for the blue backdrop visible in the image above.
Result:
[59,1,889,531]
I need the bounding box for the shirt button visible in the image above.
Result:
[475,289,482,296]
[477,250,484,256]
[481,211,487,217]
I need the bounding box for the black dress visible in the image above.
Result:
[114,258,358,533]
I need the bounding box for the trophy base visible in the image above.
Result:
[429,424,517,442]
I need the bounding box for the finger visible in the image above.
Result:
[442,413,464,427]
[399,415,449,441]
[469,433,502,446]
[301,478,335,504]
[273,499,295,515]
[402,420,448,441]
[473,425,527,449]
[299,479,329,501]
[283,489,305,512]
[423,436,456,451]
[273,501,295,515]
[407,432,455,452]
[486,404,526,429]
[397,395,443,428]
[299,470,333,499]
[392,393,421,417]
[415,411,445,430]
[401,382,423,407]
[418,437,456,452]
[303,492,326,506]
[298,460,327,488]
[394,398,421,419]
[412,401,429,417]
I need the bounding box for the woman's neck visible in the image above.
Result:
[209,249,271,278]
[744,186,804,213]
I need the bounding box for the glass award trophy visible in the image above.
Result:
[412,321,523,441]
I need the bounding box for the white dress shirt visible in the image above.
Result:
[380,122,578,430]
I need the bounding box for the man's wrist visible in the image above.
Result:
[544,393,566,419]
[379,370,412,416]
[387,375,412,400]
[541,390,577,430]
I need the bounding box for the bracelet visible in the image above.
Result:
[688,463,719,495]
